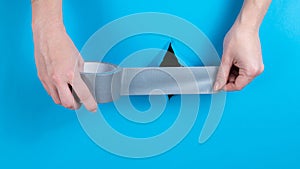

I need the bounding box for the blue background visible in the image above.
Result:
[1,0,300,168]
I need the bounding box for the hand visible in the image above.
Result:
[32,22,97,112]
[214,23,264,91]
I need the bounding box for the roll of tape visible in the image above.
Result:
[80,62,122,103]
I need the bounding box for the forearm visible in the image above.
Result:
[31,0,64,32]
[234,0,272,32]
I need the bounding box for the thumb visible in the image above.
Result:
[214,54,232,91]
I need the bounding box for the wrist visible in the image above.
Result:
[234,0,271,33]
[32,18,65,34]
[31,0,64,33]
[233,18,260,34]
[236,11,262,33]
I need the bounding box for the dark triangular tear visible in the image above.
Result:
[160,43,182,67]
[167,95,174,100]
[160,43,182,100]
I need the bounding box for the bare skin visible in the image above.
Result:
[214,0,272,91]
[31,0,271,111]
[31,0,97,112]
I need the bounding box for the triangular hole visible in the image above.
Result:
[160,43,182,100]
[160,43,182,67]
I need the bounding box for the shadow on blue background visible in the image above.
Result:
[0,0,299,168]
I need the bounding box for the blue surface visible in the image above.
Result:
[0,0,300,168]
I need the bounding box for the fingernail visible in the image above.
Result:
[214,81,221,91]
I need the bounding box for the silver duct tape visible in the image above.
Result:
[81,62,219,103]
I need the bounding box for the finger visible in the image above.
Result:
[40,80,50,94]
[35,53,61,104]
[56,81,79,110]
[39,75,61,104]
[214,54,233,91]
[47,83,61,104]
[71,74,97,112]
[68,84,82,110]
[224,74,253,91]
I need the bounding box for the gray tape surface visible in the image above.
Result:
[81,62,219,103]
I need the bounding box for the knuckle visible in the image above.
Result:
[66,71,75,81]
[258,64,265,74]
[246,65,263,77]
[51,74,62,85]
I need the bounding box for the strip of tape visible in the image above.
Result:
[81,62,219,103]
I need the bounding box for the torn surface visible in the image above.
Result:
[160,43,182,99]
